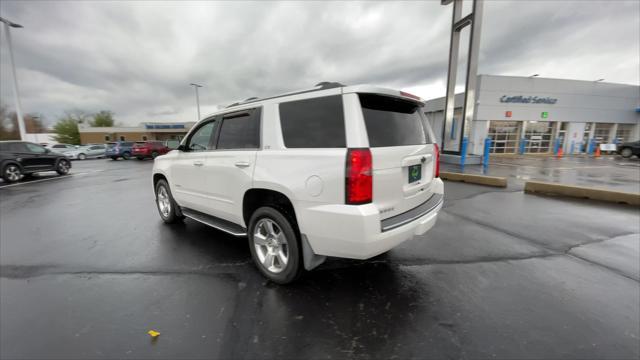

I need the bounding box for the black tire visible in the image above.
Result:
[248,206,303,284]
[111,156,118,160]
[122,152,131,160]
[620,148,633,158]
[155,179,183,224]
[2,163,22,183]
[56,159,70,175]
[78,153,86,160]
[151,151,159,159]
[136,157,144,160]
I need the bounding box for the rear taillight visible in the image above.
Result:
[433,143,440,178]
[346,148,372,205]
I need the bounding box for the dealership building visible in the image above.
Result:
[78,122,195,144]
[424,75,640,156]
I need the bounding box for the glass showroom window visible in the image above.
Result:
[488,121,520,153]
[593,123,613,144]
[524,121,554,153]
[615,124,634,143]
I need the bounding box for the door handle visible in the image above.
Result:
[234,161,251,168]
[193,161,204,167]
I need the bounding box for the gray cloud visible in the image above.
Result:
[1,0,638,126]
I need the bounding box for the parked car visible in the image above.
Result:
[48,143,78,154]
[132,141,170,160]
[105,141,135,160]
[152,83,443,283]
[0,141,71,183]
[617,140,640,158]
[65,144,107,160]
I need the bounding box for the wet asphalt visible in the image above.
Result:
[442,155,640,193]
[0,159,639,359]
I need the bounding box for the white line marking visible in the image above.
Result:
[0,173,81,188]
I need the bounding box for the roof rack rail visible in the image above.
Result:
[315,81,345,89]
[225,81,346,109]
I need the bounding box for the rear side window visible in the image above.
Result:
[359,94,430,147]
[216,111,260,149]
[279,95,346,148]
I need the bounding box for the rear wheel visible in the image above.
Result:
[122,152,131,160]
[56,159,70,175]
[155,179,183,223]
[111,156,118,160]
[248,207,303,284]
[2,164,22,183]
[621,148,633,158]
[78,153,86,160]
[136,157,144,160]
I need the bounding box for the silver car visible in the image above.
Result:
[65,144,106,160]
[48,143,78,155]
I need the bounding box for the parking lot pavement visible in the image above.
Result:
[442,155,640,193]
[1,160,639,359]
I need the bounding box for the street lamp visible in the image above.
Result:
[190,83,203,121]
[0,16,27,140]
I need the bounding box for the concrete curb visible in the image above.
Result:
[524,181,640,206]
[439,172,508,187]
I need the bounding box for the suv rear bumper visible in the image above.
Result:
[299,178,444,259]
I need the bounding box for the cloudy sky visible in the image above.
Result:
[1,0,638,126]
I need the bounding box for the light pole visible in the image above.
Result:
[0,16,26,140]
[190,83,203,121]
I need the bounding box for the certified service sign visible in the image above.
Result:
[500,95,558,104]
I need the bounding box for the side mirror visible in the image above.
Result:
[176,144,186,152]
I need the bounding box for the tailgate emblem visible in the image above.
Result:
[380,207,395,214]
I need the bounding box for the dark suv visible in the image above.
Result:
[0,141,71,183]
[617,140,640,158]
[105,141,135,160]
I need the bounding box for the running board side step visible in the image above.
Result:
[181,207,247,236]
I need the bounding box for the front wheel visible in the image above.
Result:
[2,164,22,183]
[78,153,86,160]
[621,148,633,158]
[248,207,303,284]
[155,179,183,223]
[122,152,131,160]
[151,151,159,159]
[110,157,118,160]
[56,159,70,175]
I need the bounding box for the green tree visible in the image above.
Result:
[0,105,19,140]
[90,110,115,127]
[52,111,86,144]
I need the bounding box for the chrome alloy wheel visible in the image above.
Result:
[5,165,21,182]
[156,185,171,218]
[253,218,289,274]
[58,160,70,174]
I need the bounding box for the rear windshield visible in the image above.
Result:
[359,94,430,147]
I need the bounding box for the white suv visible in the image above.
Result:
[152,82,444,283]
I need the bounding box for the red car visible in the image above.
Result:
[132,141,170,160]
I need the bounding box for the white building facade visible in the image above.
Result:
[425,75,640,156]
